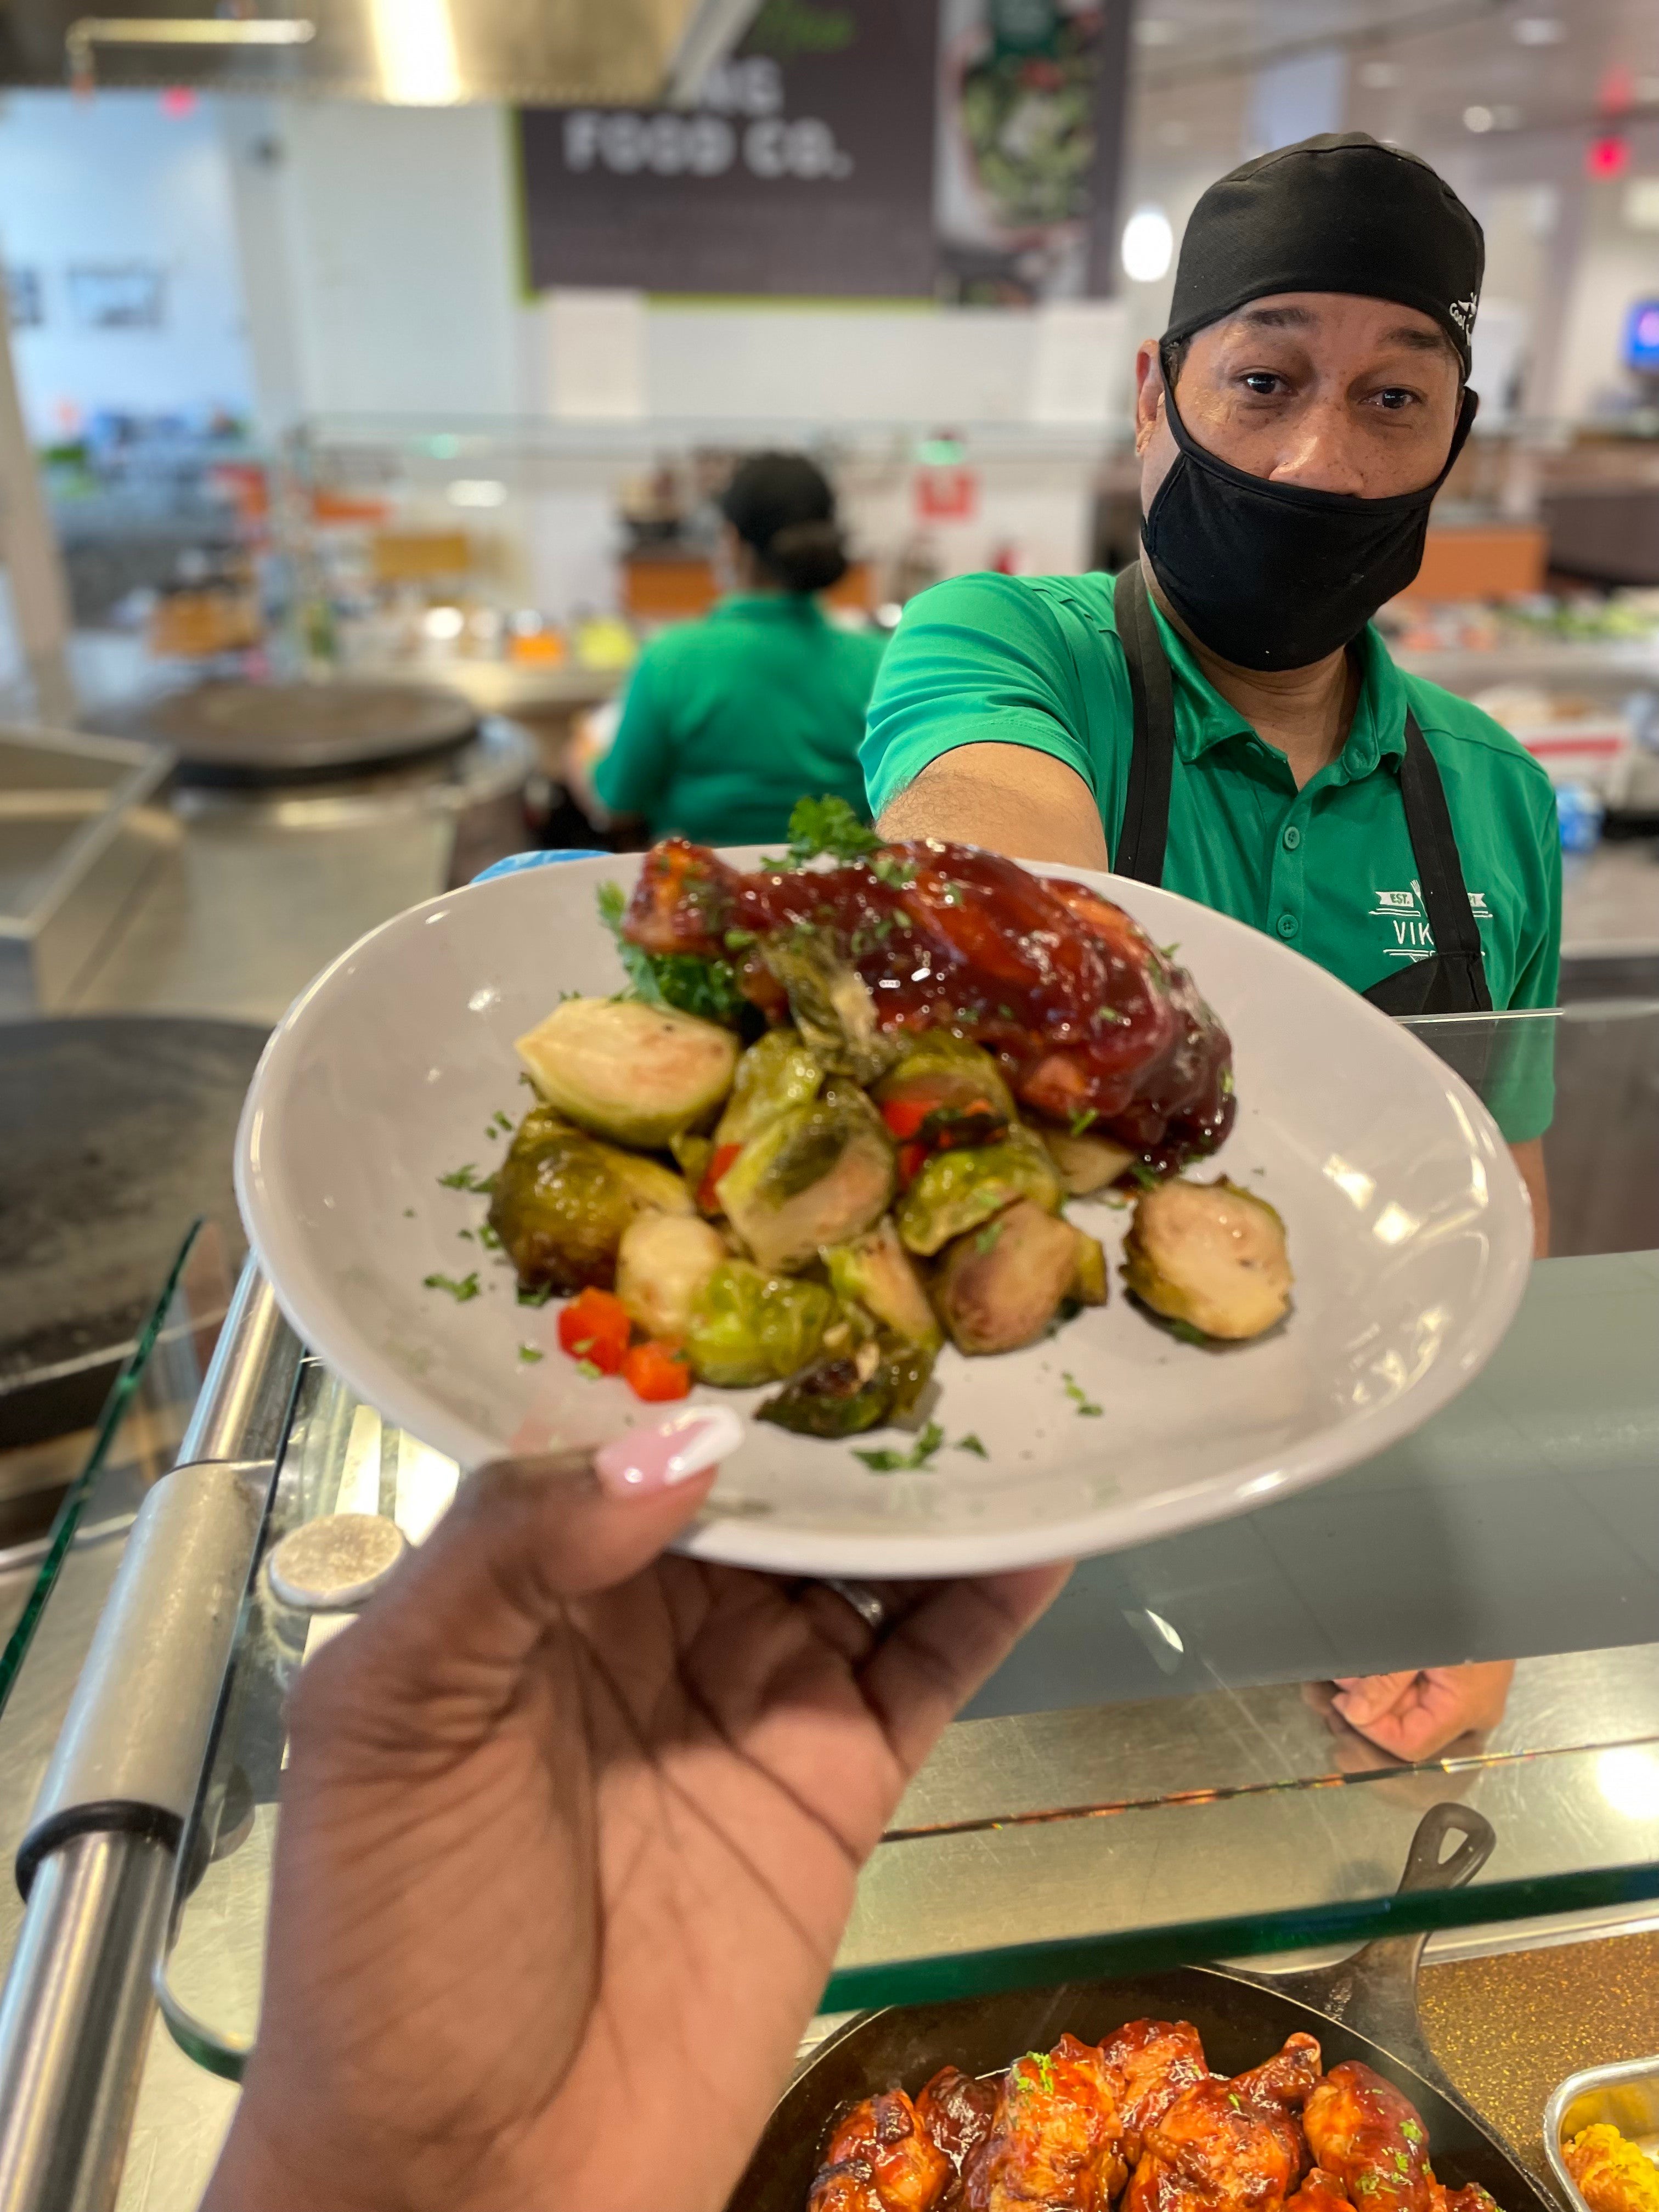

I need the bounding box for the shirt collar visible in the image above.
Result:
[713,592,823,623]
[1147,592,1407,781]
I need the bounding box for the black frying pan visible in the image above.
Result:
[728,1805,1555,2212]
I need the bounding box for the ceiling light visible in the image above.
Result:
[1513,15,1565,43]
[1121,205,1175,283]
[1135,18,1182,45]
[369,0,460,104]
[1359,60,1402,89]
[447,479,507,508]
[1464,104,1494,132]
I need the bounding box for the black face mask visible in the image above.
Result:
[1142,364,1479,672]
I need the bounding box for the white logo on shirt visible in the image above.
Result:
[1370,881,1493,959]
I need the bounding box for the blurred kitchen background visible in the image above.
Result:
[4,0,1659,1040]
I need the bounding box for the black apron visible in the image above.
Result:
[1111,562,1492,1016]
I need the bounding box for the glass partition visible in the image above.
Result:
[154,1005,1659,2071]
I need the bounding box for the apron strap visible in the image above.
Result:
[1392,714,1493,1012]
[1111,561,1175,885]
[1113,565,1493,1017]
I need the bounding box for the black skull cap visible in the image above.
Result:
[1163,132,1484,376]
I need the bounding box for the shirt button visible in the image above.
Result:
[1277,913,1299,939]
[1282,825,1302,851]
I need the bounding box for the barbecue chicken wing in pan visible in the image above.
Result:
[1126,2033,1322,2212]
[808,2088,951,2212]
[1305,2062,1437,2212]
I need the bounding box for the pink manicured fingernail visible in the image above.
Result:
[595,1406,744,1496]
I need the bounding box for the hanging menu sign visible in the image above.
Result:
[518,0,940,298]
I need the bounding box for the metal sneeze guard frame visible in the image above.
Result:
[0,1258,302,2212]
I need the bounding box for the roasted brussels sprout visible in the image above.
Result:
[487,1108,642,1294]
[1069,1228,1108,1307]
[603,1148,695,1217]
[895,1124,1062,1257]
[670,1131,713,1190]
[716,1084,895,1274]
[873,1031,1015,1136]
[1036,1124,1137,1197]
[759,930,899,1086]
[515,996,737,1149]
[933,1198,1080,1355]
[614,1212,726,1341]
[758,1338,936,1438]
[714,1026,823,1147]
[824,1217,941,1348]
[684,1260,836,1388]
[1124,1176,1291,1341]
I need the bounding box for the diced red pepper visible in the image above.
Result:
[697,1142,743,1214]
[881,1096,933,1142]
[896,1140,928,1186]
[556,1286,631,1374]
[622,1340,693,1402]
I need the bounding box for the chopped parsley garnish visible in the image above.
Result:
[423,1270,480,1302]
[870,851,918,890]
[854,1420,945,1474]
[492,1109,514,1133]
[457,1227,475,1241]
[1061,1371,1102,1418]
[1069,1107,1098,1137]
[763,794,882,870]
[1228,2094,1243,2112]
[1130,1161,1163,1190]
[955,1433,989,1458]
[1096,1006,1127,1025]
[1221,1069,1235,1096]
[574,1358,602,1381]
[517,1344,544,1364]
[1170,1319,1210,1347]
[403,1207,415,1218]
[477,1221,502,1251]
[597,879,746,1027]
[1401,2124,1423,2146]
[1032,2051,1056,2094]
[516,1283,554,1307]
[438,1163,484,1190]
[1159,941,1181,959]
[973,1218,1005,1256]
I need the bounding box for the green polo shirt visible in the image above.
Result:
[862,569,1562,1141]
[596,594,887,847]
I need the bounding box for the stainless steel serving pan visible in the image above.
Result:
[729,1805,1555,2212]
[1545,2055,1659,2212]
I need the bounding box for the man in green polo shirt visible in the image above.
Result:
[864,132,1559,1254]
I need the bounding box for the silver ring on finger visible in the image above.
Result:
[822,1577,895,1640]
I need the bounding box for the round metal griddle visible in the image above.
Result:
[729,1808,1551,2212]
[0,1016,269,1446]
[94,679,477,788]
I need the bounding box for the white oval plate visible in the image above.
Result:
[236,849,1531,1578]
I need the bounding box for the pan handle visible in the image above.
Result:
[1234,1803,1495,2084]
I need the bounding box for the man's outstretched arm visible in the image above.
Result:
[877,742,1109,871]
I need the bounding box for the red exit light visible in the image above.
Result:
[1587,133,1631,179]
